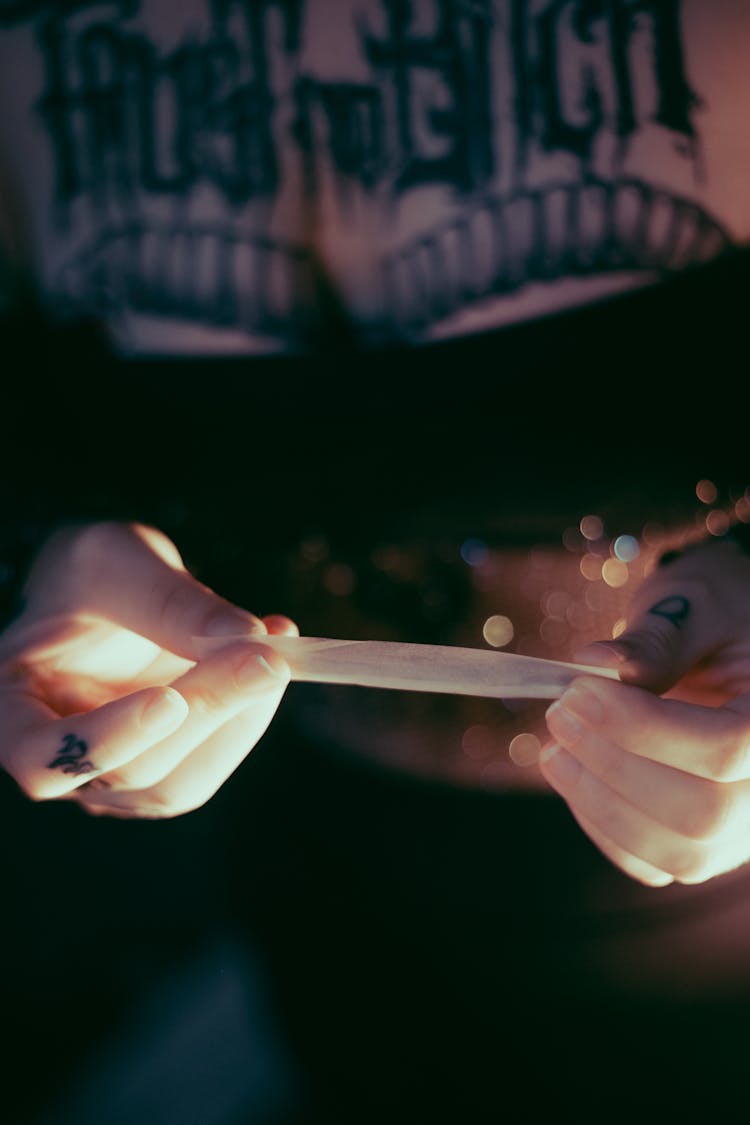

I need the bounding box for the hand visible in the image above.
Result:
[0,521,296,818]
[539,535,750,886]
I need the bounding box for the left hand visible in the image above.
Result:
[539,535,750,886]
[0,522,297,819]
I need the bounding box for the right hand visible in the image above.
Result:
[541,535,750,886]
[0,521,296,818]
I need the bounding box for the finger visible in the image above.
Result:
[547,676,750,782]
[568,807,674,888]
[76,692,284,818]
[6,686,189,800]
[262,615,299,636]
[576,568,730,695]
[546,699,750,841]
[539,745,710,882]
[75,641,289,794]
[27,522,268,661]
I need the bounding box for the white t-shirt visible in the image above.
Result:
[0,0,748,355]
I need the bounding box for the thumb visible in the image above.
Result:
[35,522,267,661]
[576,587,724,696]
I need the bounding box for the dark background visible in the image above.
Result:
[1,247,749,1123]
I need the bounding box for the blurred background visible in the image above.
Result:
[3,248,750,1123]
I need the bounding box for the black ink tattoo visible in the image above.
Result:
[48,732,98,776]
[648,595,690,629]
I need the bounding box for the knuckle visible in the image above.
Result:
[184,681,227,716]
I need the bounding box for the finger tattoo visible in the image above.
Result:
[48,733,98,777]
[647,595,690,629]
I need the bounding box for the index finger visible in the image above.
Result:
[25,522,268,661]
[548,676,750,783]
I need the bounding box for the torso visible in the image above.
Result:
[0,0,748,354]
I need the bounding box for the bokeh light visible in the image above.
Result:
[462,725,496,760]
[562,526,582,552]
[300,534,329,563]
[461,538,489,566]
[584,584,609,611]
[580,514,604,540]
[508,732,542,767]
[580,555,602,581]
[613,534,639,562]
[323,563,356,596]
[541,590,571,619]
[482,614,514,647]
[705,509,730,536]
[641,522,663,545]
[601,558,628,588]
[696,479,718,505]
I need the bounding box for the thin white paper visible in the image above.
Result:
[195,635,619,700]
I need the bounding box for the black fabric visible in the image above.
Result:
[2,247,750,1123]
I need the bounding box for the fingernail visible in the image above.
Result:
[256,655,286,678]
[540,743,560,764]
[575,642,628,668]
[142,688,188,729]
[203,611,264,638]
[238,650,289,686]
[561,687,604,725]
[545,702,584,746]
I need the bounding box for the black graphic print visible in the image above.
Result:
[0,0,734,344]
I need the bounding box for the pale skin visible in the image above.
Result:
[0,521,296,819]
[541,536,750,887]
[4,521,750,894]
